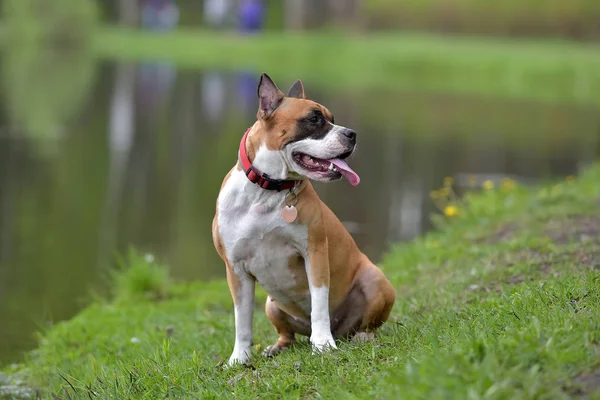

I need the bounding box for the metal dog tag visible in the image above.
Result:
[282,205,298,223]
[282,183,299,223]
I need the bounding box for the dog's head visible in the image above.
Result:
[252,73,360,186]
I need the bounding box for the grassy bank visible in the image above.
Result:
[3,162,600,399]
[94,28,600,107]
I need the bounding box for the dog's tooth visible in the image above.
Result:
[328,163,334,170]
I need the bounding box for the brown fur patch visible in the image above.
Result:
[256,98,335,152]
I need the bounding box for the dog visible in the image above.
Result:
[212,73,395,366]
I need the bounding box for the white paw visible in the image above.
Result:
[227,348,251,367]
[310,334,337,354]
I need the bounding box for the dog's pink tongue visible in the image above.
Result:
[329,159,360,186]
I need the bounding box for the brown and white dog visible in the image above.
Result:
[212,73,395,366]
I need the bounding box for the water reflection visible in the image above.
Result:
[0,46,96,147]
[0,57,599,364]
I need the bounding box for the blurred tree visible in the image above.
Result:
[0,0,98,146]
[1,46,97,145]
[282,0,363,31]
[2,0,98,48]
[326,0,364,30]
[365,0,600,40]
[117,0,139,27]
[284,0,325,30]
[283,0,307,30]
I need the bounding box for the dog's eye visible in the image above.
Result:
[310,115,320,124]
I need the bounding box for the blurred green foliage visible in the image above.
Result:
[0,0,98,143]
[0,46,96,143]
[110,250,171,303]
[366,0,600,40]
[2,0,99,47]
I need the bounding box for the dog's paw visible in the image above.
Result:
[310,335,337,354]
[227,349,251,367]
[351,331,375,343]
[262,343,289,358]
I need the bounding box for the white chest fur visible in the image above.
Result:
[217,168,310,310]
[220,142,338,366]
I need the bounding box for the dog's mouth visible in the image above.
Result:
[292,151,360,186]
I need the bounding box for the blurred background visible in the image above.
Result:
[0,0,599,364]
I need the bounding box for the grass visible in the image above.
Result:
[94,27,600,107]
[3,163,600,399]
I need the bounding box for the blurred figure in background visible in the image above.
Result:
[236,70,259,117]
[139,0,178,126]
[237,0,265,34]
[141,0,180,31]
[204,0,232,29]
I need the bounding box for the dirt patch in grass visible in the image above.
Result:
[475,222,520,244]
[477,216,600,246]
[499,250,554,287]
[474,217,600,293]
[545,216,600,244]
[569,370,600,397]
[572,248,600,271]
[499,247,600,286]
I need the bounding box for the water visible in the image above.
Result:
[0,58,599,364]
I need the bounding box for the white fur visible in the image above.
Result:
[217,142,339,366]
[306,274,337,352]
[283,124,353,177]
[228,275,255,365]
[218,146,309,366]
[252,145,290,180]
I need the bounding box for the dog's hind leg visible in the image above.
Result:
[332,263,395,341]
[354,264,395,336]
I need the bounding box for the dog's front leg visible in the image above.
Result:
[226,267,256,366]
[305,243,337,353]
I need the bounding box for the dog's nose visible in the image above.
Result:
[342,129,357,142]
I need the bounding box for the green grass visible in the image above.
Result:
[94,27,600,107]
[3,164,600,399]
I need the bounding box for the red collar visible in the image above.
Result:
[238,128,297,191]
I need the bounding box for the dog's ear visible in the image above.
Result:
[287,80,306,99]
[257,73,285,119]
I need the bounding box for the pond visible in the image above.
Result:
[0,56,599,364]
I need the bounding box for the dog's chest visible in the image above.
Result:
[217,170,309,303]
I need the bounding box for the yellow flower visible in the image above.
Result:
[482,180,495,190]
[429,190,440,199]
[438,188,450,197]
[444,205,459,217]
[501,178,516,191]
[566,175,575,183]
[443,176,454,187]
